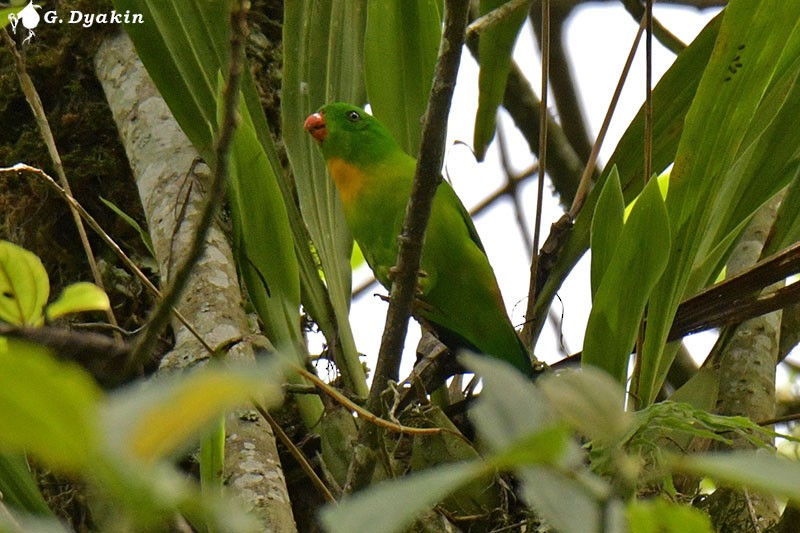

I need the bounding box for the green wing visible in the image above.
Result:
[438,178,487,255]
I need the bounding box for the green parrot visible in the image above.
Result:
[304,102,532,375]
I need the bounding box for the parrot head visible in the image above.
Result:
[304,103,401,165]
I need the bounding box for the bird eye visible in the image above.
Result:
[346,110,361,122]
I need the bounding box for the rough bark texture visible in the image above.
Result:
[94,31,296,532]
[707,195,783,532]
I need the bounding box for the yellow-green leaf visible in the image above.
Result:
[627,498,714,533]
[590,167,625,299]
[0,338,100,472]
[45,282,110,321]
[0,240,50,326]
[105,360,285,462]
[584,177,671,384]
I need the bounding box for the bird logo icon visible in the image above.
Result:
[8,1,43,45]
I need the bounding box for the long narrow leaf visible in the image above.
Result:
[473,0,528,160]
[321,462,484,533]
[674,451,800,502]
[764,167,800,256]
[365,0,441,156]
[583,177,670,384]
[0,453,52,515]
[590,167,625,299]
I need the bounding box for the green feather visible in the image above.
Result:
[309,103,532,375]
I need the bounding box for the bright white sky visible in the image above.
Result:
[335,5,724,380]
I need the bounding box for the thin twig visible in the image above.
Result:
[2,164,215,355]
[567,13,647,219]
[496,126,533,251]
[758,412,800,427]
[295,367,445,437]
[465,10,585,206]
[252,400,337,503]
[1,28,120,336]
[633,1,654,409]
[531,4,593,162]
[521,0,550,350]
[129,1,250,369]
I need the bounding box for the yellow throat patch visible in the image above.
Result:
[327,157,367,206]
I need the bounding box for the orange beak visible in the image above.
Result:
[304,112,327,143]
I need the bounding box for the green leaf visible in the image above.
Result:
[590,167,625,299]
[460,353,556,452]
[320,461,485,533]
[111,0,223,159]
[473,0,528,160]
[623,170,670,221]
[0,240,49,326]
[104,359,284,462]
[627,498,714,533]
[282,0,370,397]
[638,1,800,405]
[0,453,52,516]
[0,337,265,532]
[0,338,100,472]
[673,451,800,502]
[199,415,225,494]
[489,424,574,469]
[223,86,302,349]
[45,282,110,321]
[519,466,609,533]
[763,165,800,256]
[583,177,671,384]
[0,513,67,533]
[365,0,441,157]
[99,196,155,258]
[668,362,720,411]
[538,366,633,446]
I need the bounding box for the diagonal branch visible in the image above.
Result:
[368,0,471,408]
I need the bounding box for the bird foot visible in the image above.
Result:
[387,266,429,280]
[387,266,429,296]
